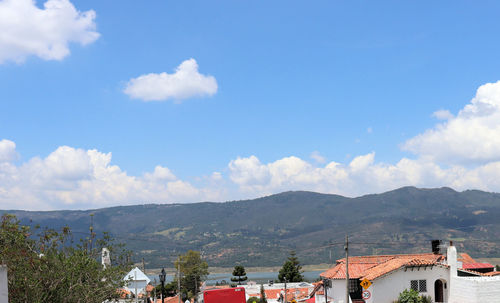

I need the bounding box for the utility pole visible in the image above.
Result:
[345,235,349,303]
[324,279,328,303]
[284,278,287,303]
[142,260,147,303]
[89,213,95,252]
[194,275,198,303]
[177,261,181,303]
[135,271,139,303]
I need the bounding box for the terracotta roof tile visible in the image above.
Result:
[462,263,494,270]
[458,253,476,264]
[362,258,447,281]
[320,253,444,280]
[320,253,445,279]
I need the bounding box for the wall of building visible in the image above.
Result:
[326,279,349,303]
[363,266,449,303]
[0,265,7,303]
[449,276,500,303]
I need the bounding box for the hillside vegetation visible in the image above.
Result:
[3,187,500,268]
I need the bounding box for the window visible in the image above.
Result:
[410,280,427,292]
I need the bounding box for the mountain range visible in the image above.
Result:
[2,187,500,268]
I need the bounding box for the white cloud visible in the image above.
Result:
[0,139,18,162]
[0,0,99,63]
[432,109,454,120]
[227,153,500,198]
[310,151,326,164]
[124,59,218,102]
[403,81,500,164]
[0,141,222,210]
[6,81,500,209]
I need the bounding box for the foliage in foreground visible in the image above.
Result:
[394,289,432,303]
[0,214,131,303]
[175,250,209,300]
[231,265,248,285]
[278,251,304,282]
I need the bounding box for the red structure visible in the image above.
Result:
[203,287,246,303]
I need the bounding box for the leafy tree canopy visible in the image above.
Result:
[231,265,248,285]
[0,214,131,303]
[175,250,209,300]
[278,251,304,282]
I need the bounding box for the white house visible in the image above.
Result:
[319,243,500,303]
[123,267,151,297]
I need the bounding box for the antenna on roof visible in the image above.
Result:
[431,240,442,254]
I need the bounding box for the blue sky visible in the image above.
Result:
[1,0,500,210]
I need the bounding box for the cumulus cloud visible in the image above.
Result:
[0,0,99,63]
[403,81,500,164]
[5,81,500,209]
[310,151,326,164]
[432,109,454,120]
[227,154,500,198]
[124,59,218,102]
[0,139,18,162]
[0,142,222,210]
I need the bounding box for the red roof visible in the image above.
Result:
[248,287,311,301]
[462,263,494,270]
[155,296,182,303]
[321,253,445,280]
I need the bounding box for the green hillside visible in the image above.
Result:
[3,187,500,268]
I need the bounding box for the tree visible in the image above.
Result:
[496,264,500,271]
[259,284,268,303]
[0,214,131,303]
[155,280,178,298]
[175,250,209,300]
[247,297,260,303]
[278,251,304,282]
[231,265,248,285]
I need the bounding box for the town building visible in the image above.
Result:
[319,242,500,303]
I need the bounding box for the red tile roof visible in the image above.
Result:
[321,253,446,280]
[462,263,495,270]
[155,296,181,303]
[458,253,475,263]
[248,288,311,301]
[362,258,448,280]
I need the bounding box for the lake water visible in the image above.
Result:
[149,271,323,286]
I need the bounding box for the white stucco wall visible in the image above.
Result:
[325,279,352,303]
[0,265,7,303]
[449,276,500,303]
[363,266,449,303]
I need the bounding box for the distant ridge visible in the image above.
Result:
[2,187,500,268]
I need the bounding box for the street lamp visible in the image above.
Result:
[159,268,166,303]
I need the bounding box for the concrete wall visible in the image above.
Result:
[0,265,7,303]
[363,266,449,303]
[449,276,500,303]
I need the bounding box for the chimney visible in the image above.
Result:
[431,240,442,254]
[447,241,457,277]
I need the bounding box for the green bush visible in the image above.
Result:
[396,289,432,303]
[247,297,260,303]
